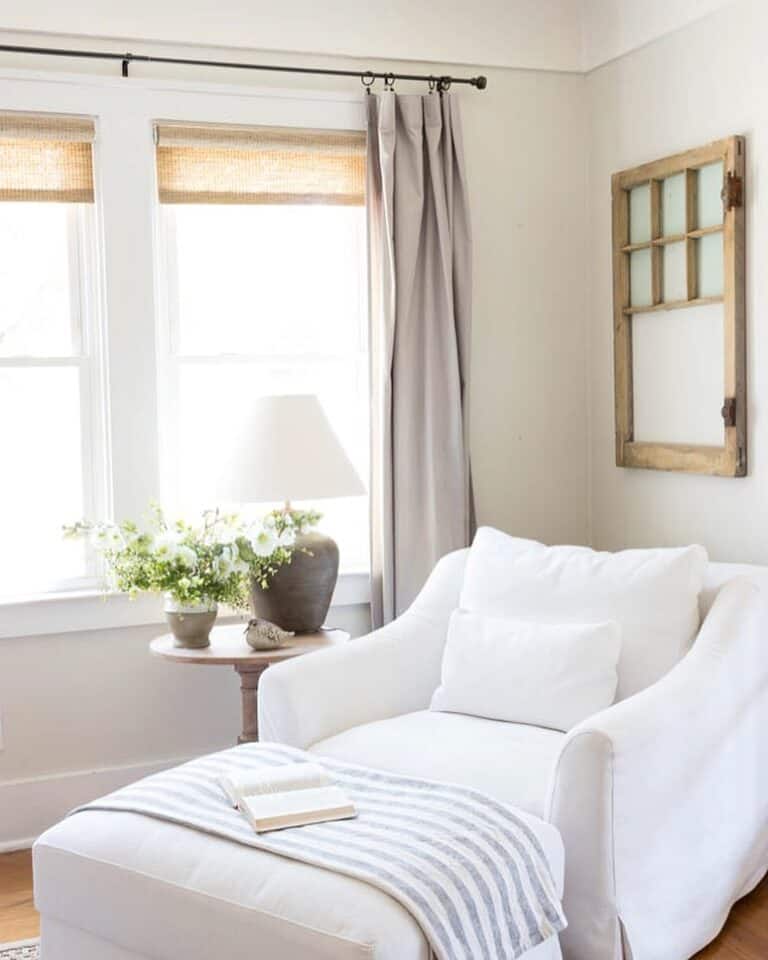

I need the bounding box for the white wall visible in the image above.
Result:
[0,40,590,848]
[585,0,768,561]
[0,1,585,73]
[581,0,735,70]
[0,604,369,849]
[0,1,740,73]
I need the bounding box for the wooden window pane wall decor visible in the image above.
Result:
[612,136,746,476]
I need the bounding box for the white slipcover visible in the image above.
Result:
[34,806,563,960]
[259,548,768,960]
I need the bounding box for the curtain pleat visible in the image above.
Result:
[367,93,473,625]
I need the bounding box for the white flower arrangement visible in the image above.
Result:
[64,504,319,607]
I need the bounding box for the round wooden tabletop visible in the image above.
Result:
[150,623,349,666]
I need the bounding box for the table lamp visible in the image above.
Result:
[216,394,365,632]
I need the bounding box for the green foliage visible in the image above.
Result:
[64,504,322,607]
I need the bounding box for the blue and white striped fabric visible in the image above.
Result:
[72,743,566,960]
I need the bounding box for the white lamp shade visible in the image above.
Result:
[215,394,365,504]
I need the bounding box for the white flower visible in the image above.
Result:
[216,523,241,546]
[176,544,197,569]
[154,531,183,557]
[277,527,296,548]
[155,532,197,569]
[217,544,248,576]
[249,529,278,558]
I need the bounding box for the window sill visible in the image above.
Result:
[0,570,371,640]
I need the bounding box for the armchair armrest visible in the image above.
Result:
[547,578,768,960]
[258,549,468,749]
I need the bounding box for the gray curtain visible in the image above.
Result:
[367,92,473,626]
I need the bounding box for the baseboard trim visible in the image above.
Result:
[0,836,36,853]
[0,755,191,850]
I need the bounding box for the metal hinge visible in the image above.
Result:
[721,172,743,212]
[721,397,736,427]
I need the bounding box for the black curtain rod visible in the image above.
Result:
[0,43,487,91]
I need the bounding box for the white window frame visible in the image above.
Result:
[0,66,370,637]
[0,201,110,594]
[154,202,370,550]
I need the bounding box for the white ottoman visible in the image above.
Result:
[35,806,565,960]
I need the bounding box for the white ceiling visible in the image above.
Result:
[0,0,736,73]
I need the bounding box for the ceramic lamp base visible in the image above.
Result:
[250,531,339,633]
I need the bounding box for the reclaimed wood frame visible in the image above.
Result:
[612,136,746,476]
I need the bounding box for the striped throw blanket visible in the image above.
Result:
[73,743,566,960]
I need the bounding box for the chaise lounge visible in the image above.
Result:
[34,532,768,960]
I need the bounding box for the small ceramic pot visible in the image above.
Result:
[164,596,217,649]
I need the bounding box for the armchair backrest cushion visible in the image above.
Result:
[702,561,768,615]
[460,527,708,700]
[431,610,621,731]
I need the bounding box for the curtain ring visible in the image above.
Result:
[427,76,437,94]
[437,77,451,93]
[361,71,375,94]
[384,73,396,92]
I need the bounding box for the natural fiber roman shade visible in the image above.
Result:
[0,112,95,202]
[155,122,366,206]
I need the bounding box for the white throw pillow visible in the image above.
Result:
[460,527,708,699]
[431,610,621,731]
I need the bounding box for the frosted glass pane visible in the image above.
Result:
[633,303,724,445]
[630,248,652,307]
[698,233,724,297]
[629,184,650,244]
[663,242,687,302]
[697,162,724,229]
[0,203,77,357]
[169,205,367,357]
[662,173,685,236]
[0,367,87,594]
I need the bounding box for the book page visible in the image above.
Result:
[219,762,332,807]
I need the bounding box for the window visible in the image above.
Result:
[155,122,369,570]
[0,113,106,597]
[612,136,746,476]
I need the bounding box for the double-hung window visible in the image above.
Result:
[155,122,369,570]
[0,113,105,597]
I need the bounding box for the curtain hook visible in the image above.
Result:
[428,76,437,94]
[361,71,375,94]
[384,73,396,92]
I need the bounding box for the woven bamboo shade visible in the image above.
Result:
[0,112,95,203]
[155,122,366,206]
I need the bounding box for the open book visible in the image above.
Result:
[218,761,356,833]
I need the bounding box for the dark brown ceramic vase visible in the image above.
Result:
[250,531,339,633]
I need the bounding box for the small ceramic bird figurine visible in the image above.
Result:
[244,617,294,651]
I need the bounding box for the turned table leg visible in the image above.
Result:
[235,662,270,743]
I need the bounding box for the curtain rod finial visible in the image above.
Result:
[475,75,487,90]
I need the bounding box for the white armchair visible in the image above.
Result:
[259,549,768,960]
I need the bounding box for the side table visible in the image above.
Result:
[150,624,349,743]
